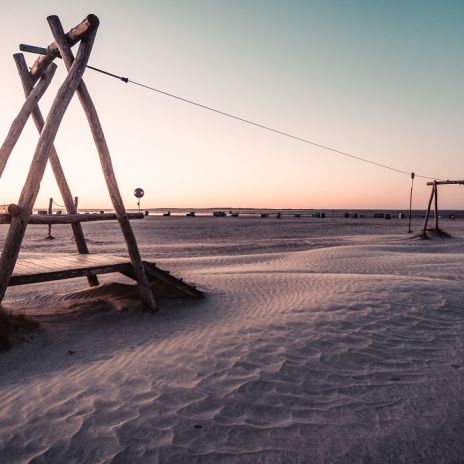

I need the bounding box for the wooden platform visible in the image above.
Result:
[9,253,204,299]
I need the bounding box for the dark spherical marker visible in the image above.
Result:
[134,188,144,199]
[134,188,144,213]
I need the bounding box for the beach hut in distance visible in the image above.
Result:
[0,14,203,310]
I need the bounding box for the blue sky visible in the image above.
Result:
[0,0,462,209]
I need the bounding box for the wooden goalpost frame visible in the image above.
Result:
[0,14,157,310]
[421,179,464,238]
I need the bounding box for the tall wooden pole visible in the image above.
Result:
[433,181,439,230]
[14,53,99,286]
[0,30,97,303]
[0,63,56,178]
[407,172,415,233]
[47,16,157,310]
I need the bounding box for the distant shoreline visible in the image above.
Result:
[31,207,464,219]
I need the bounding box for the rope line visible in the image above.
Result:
[18,44,438,180]
[100,70,436,180]
[127,79,434,178]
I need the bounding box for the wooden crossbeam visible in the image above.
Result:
[29,14,99,82]
[0,212,144,225]
[426,180,464,186]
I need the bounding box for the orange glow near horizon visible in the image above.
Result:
[0,2,463,211]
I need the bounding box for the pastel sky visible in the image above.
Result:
[0,0,462,209]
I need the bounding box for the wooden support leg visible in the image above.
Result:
[0,31,97,303]
[421,184,435,238]
[0,63,56,178]
[48,16,157,311]
[433,181,439,231]
[14,53,99,286]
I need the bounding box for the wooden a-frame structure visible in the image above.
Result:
[0,14,202,309]
[421,179,464,238]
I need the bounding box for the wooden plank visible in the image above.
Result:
[8,254,203,301]
[426,180,464,185]
[12,254,129,277]
[9,263,130,286]
[143,261,204,298]
[0,27,97,304]
[48,15,157,311]
[29,14,100,81]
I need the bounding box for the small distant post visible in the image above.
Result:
[134,188,144,214]
[408,172,414,233]
[46,197,54,239]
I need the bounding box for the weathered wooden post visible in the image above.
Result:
[407,172,415,233]
[433,180,439,231]
[47,15,157,310]
[46,198,54,239]
[0,22,97,302]
[0,14,204,310]
[14,53,99,286]
[421,182,435,238]
[0,64,56,178]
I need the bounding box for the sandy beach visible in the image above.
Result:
[1,216,463,463]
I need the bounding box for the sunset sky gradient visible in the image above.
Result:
[0,0,462,209]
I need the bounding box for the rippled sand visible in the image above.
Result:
[1,217,463,463]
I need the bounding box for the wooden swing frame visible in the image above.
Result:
[421,179,464,238]
[0,14,203,309]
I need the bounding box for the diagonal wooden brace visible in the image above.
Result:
[0,63,56,178]
[0,26,97,303]
[47,15,157,311]
[14,53,99,287]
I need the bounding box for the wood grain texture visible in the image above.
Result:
[14,53,99,287]
[0,63,56,178]
[0,212,145,224]
[0,204,21,216]
[47,15,157,311]
[0,28,97,302]
[9,254,204,300]
[29,14,99,81]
